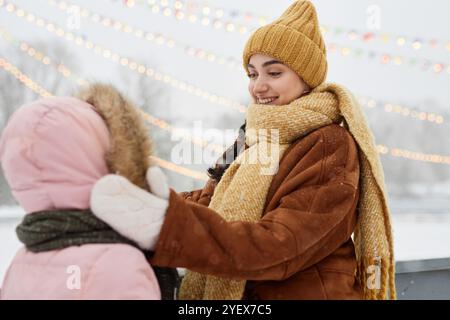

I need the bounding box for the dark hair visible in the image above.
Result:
[207,122,247,182]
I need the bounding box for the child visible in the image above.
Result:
[0,84,165,299]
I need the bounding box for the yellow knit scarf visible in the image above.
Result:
[179,83,396,300]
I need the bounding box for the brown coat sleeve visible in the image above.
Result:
[151,126,360,281]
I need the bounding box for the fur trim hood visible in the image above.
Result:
[77,83,153,190]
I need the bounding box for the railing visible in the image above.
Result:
[396,258,450,299]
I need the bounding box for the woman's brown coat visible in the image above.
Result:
[150,124,363,299]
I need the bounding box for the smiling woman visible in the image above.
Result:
[89,0,396,300]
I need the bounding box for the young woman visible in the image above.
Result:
[91,1,396,300]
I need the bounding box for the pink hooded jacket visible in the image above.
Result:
[0,97,161,299]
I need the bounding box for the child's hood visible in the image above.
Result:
[0,97,110,213]
[0,84,153,213]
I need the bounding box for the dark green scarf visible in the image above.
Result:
[16,209,180,300]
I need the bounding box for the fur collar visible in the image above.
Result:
[77,83,153,190]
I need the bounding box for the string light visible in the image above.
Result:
[2,53,449,169]
[111,0,450,55]
[0,26,87,84]
[3,2,248,113]
[124,0,135,8]
[2,53,446,168]
[150,156,208,181]
[357,95,445,125]
[324,27,449,53]
[377,145,450,165]
[396,37,406,46]
[111,0,261,35]
[0,57,52,97]
[2,2,449,165]
[328,42,448,75]
[4,3,447,128]
[412,40,422,50]
[0,24,227,160]
[48,0,241,71]
[0,57,210,180]
[49,0,448,76]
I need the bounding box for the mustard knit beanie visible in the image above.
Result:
[243,0,327,88]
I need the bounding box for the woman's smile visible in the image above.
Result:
[257,96,279,105]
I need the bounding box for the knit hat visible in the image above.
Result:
[243,0,327,88]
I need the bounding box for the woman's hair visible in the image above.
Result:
[207,122,246,182]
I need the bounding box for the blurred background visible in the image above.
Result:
[1,0,449,293]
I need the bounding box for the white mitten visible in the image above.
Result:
[146,166,170,200]
[90,167,169,250]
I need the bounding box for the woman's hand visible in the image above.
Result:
[90,166,170,250]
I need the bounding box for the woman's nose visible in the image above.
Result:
[253,77,269,94]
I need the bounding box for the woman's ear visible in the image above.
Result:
[302,84,311,96]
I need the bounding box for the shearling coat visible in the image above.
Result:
[150,123,363,300]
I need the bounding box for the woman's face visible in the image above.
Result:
[247,54,310,106]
